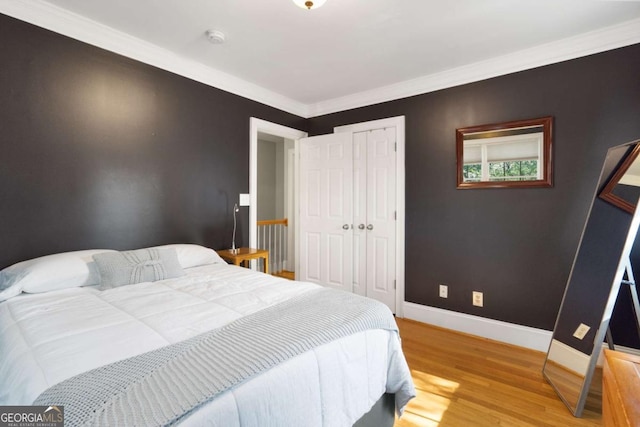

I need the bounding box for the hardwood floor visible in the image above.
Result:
[394,319,602,426]
[272,270,295,280]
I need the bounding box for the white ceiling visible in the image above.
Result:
[3,0,640,117]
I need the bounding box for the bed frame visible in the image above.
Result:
[355,393,395,427]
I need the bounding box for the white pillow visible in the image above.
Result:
[93,248,185,290]
[0,249,116,301]
[153,244,223,269]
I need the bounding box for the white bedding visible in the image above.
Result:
[0,262,413,426]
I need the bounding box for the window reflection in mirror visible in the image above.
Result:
[456,117,553,189]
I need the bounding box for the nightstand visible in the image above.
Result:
[216,248,269,274]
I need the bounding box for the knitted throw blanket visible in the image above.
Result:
[34,288,398,426]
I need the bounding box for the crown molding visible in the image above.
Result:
[0,0,310,118]
[1,0,639,119]
[308,17,640,117]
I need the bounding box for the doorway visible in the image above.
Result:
[249,116,405,316]
[249,118,307,276]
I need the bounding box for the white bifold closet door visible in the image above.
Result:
[353,128,396,311]
[299,128,397,312]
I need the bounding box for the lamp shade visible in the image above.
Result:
[292,0,327,10]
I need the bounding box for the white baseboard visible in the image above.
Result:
[548,339,591,375]
[402,302,552,352]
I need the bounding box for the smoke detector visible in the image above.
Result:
[206,30,226,44]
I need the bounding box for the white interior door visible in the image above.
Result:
[365,128,396,311]
[353,129,397,311]
[298,133,353,292]
[353,131,368,297]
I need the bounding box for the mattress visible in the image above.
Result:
[0,262,414,426]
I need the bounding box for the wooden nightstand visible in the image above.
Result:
[603,349,640,426]
[216,248,269,274]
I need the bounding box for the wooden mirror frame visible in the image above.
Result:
[599,143,640,214]
[456,116,553,189]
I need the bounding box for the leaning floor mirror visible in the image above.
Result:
[543,138,640,417]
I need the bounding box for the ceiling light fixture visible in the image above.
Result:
[292,0,326,10]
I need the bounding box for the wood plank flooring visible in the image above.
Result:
[272,270,295,280]
[394,319,602,426]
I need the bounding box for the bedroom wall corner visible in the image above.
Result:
[307,42,640,347]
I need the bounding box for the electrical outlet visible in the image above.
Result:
[573,323,591,340]
[472,291,483,307]
[439,284,448,298]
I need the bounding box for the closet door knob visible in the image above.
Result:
[358,224,365,230]
[342,224,350,230]
[367,224,374,230]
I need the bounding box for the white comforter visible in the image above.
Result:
[0,263,413,426]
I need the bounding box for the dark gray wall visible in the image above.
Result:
[257,139,277,220]
[307,44,640,343]
[0,13,306,268]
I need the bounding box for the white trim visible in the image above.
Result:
[249,118,307,258]
[285,148,296,271]
[0,0,308,117]
[308,17,640,117]
[403,301,552,352]
[547,339,591,376]
[2,0,639,118]
[335,116,406,317]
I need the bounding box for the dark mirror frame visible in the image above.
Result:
[456,116,554,189]
[599,143,640,214]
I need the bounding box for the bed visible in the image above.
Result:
[0,244,415,426]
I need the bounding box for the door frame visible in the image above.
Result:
[285,147,296,271]
[249,116,405,317]
[334,116,406,317]
[249,118,308,251]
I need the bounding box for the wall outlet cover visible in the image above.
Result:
[573,323,591,340]
[472,291,483,307]
[439,284,448,298]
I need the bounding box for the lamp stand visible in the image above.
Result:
[231,203,239,254]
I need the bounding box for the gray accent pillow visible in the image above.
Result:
[93,248,185,290]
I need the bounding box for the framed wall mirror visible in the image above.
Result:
[599,143,640,214]
[456,116,553,189]
[543,139,640,417]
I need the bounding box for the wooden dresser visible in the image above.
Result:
[603,349,640,427]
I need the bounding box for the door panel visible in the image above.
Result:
[299,133,353,292]
[366,128,396,311]
[304,232,321,282]
[372,236,389,291]
[306,170,321,216]
[353,131,368,296]
[328,233,346,285]
[328,169,345,217]
[298,128,396,312]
